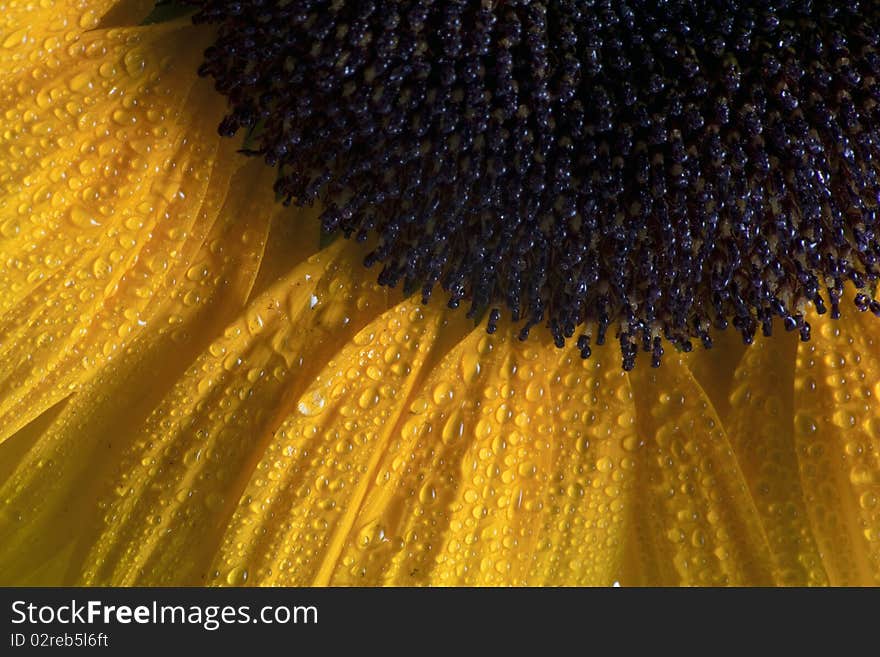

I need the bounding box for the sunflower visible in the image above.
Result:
[0,0,878,587]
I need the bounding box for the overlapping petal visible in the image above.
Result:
[724,334,828,585]
[0,20,230,442]
[211,320,637,586]
[0,1,154,80]
[621,356,776,585]
[792,310,880,585]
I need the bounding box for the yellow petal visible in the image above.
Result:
[793,309,880,584]
[0,23,223,442]
[683,329,747,422]
[68,239,400,585]
[0,1,126,76]
[0,230,406,584]
[622,356,776,585]
[0,19,280,584]
[211,320,635,586]
[726,332,828,585]
[0,155,281,584]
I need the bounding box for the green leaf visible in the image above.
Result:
[319,228,340,249]
[141,1,194,25]
[241,120,266,153]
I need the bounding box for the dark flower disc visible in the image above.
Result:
[189,0,880,369]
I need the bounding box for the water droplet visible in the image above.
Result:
[298,391,326,417]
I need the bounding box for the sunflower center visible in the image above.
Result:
[190,0,880,369]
